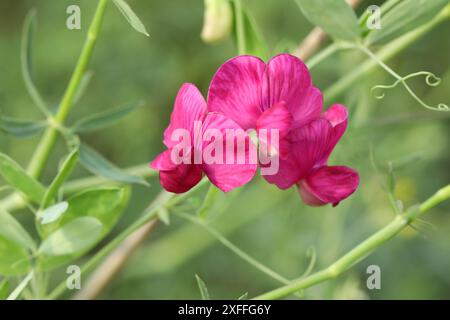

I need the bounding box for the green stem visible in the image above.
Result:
[323,6,449,105]
[306,43,339,69]
[253,184,450,300]
[26,0,109,178]
[175,211,291,285]
[47,179,209,299]
[233,0,246,55]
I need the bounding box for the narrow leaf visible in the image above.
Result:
[366,0,449,45]
[79,143,149,186]
[230,0,268,59]
[41,149,79,208]
[0,116,46,138]
[21,9,50,116]
[237,292,248,300]
[38,217,103,256]
[196,185,219,220]
[73,70,94,105]
[6,271,33,300]
[113,0,150,37]
[295,0,361,41]
[72,101,142,133]
[195,274,211,300]
[0,278,10,299]
[38,202,69,225]
[0,209,36,250]
[0,152,46,204]
[157,207,170,225]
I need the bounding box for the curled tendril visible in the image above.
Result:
[370,71,449,111]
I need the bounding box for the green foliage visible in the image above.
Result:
[365,0,449,45]
[41,149,79,208]
[113,0,150,37]
[230,0,268,59]
[195,274,211,300]
[0,210,35,276]
[0,152,45,204]
[38,186,130,270]
[295,0,360,41]
[39,217,103,256]
[72,101,142,133]
[0,116,46,138]
[21,9,50,116]
[38,202,69,225]
[79,143,149,186]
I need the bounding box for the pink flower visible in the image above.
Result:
[207,54,359,206]
[208,53,322,133]
[265,104,359,206]
[150,83,257,193]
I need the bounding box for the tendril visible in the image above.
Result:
[369,71,449,111]
[356,45,449,112]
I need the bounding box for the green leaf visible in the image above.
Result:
[79,143,149,186]
[0,116,46,138]
[365,0,449,45]
[73,70,94,105]
[39,186,130,239]
[41,149,79,208]
[0,236,31,276]
[38,187,130,270]
[196,185,220,220]
[21,9,50,116]
[0,210,34,276]
[157,207,170,225]
[0,278,10,299]
[38,217,103,256]
[195,274,211,300]
[0,152,45,204]
[237,292,248,300]
[72,101,142,133]
[112,0,150,37]
[295,0,360,41]
[230,0,268,59]
[0,209,36,250]
[38,202,68,225]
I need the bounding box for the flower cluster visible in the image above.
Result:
[151,54,359,206]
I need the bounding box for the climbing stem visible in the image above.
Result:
[26,0,109,178]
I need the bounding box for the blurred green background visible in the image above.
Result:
[0,0,449,299]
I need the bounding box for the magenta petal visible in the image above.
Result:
[289,118,335,177]
[207,55,265,130]
[290,86,323,130]
[150,149,178,171]
[322,104,348,162]
[262,154,301,189]
[298,166,359,206]
[263,54,317,121]
[163,83,207,148]
[256,101,292,139]
[159,164,203,193]
[201,113,257,192]
[256,101,293,159]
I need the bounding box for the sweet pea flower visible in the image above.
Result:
[266,104,359,206]
[208,53,322,141]
[207,53,359,206]
[150,83,257,193]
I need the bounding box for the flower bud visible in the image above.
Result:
[201,0,233,43]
